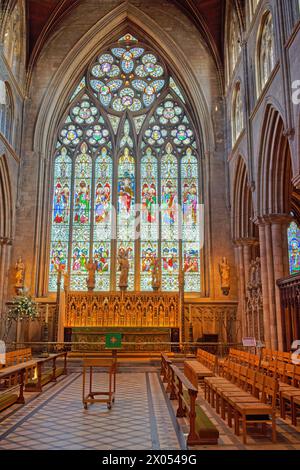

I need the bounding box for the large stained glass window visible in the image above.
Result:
[49,34,202,292]
[288,221,300,274]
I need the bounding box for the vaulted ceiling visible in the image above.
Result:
[26,0,236,71]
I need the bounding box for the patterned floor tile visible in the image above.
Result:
[0,371,184,450]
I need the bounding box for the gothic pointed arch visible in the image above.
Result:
[232,156,257,241]
[47,32,203,293]
[257,105,292,217]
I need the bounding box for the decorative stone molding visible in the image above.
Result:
[245,257,264,341]
[184,302,238,343]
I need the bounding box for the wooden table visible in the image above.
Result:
[82,358,117,410]
[184,360,214,388]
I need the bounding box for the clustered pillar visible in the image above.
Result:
[255,215,292,351]
[234,239,259,340]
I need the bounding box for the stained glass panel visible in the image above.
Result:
[161,144,179,291]
[89,44,167,113]
[140,148,159,290]
[49,36,202,294]
[49,148,72,291]
[70,144,92,290]
[117,149,135,290]
[94,148,112,289]
[288,221,300,274]
[182,148,200,292]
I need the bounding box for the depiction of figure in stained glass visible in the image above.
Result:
[162,180,176,225]
[184,248,199,273]
[162,246,178,273]
[53,180,70,223]
[94,244,109,273]
[95,181,110,223]
[141,246,157,272]
[50,241,67,272]
[142,182,157,223]
[288,222,300,274]
[118,149,135,219]
[72,245,88,271]
[118,177,134,217]
[182,182,197,225]
[74,181,90,224]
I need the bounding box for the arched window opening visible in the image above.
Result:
[232,82,244,144]
[3,0,23,79]
[48,34,202,293]
[0,81,13,144]
[228,9,242,79]
[257,12,275,95]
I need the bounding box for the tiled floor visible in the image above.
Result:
[1,367,300,450]
[0,371,183,450]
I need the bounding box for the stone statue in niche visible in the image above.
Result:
[85,258,98,291]
[151,259,161,291]
[219,257,230,296]
[118,247,129,291]
[15,257,25,294]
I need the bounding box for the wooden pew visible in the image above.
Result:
[25,352,67,392]
[196,349,218,372]
[291,396,300,426]
[1,348,36,384]
[160,354,219,446]
[184,360,214,388]
[3,348,32,367]
[204,360,278,444]
[0,361,36,412]
[279,364,300,421]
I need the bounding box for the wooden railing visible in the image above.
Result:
[0,361,37,411]
[161,353,219,445]
[25,352,68,392]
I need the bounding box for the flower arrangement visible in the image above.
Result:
[7,296,39,322]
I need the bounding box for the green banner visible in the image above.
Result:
[105,333,122,349]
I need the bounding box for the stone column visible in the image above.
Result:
[255,215,292,351]
[234,238,259,340]
[268,215,293,351]
[234,244,245,341]
[256,221,272,348]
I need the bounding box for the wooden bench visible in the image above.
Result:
[160,354,219,446]
[25,352,67,392]
[184,360,214,388]
[197,349,218,372]
[1,348,32,368]
[279,364,300,421]
[204,360,278,444]
[0,361,36,412]
[1,348,36,384]
[291,396,300,426]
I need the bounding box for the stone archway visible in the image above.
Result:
[232,156,259,340]
[0,154,13,323]
[256,105,294,350]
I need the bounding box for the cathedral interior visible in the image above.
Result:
[1,0,300,453]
